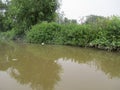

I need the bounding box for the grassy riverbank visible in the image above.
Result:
[26,16,120,51]
[1,16,120,51]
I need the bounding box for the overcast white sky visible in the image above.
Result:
[60,0,120,20]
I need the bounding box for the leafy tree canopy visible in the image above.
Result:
[7,0,59,31]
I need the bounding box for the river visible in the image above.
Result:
[0,41,120,90]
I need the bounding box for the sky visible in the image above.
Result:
[60,0,120,20]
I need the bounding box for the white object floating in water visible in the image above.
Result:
[41,43,45,45]
[12,59,18,61]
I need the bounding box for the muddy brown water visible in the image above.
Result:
[0,41,120,90]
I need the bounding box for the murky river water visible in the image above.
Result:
[0,41,120,90]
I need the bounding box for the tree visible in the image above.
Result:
[0,0,7,31]
[63,17,77,24]
[56,11,65,24]
[0,0,6,10]
[7,0,59,33]
[85,15,105,25]
[84,15,108,31]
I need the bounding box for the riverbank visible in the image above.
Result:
[0,16,120,52]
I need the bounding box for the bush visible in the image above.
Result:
[60,24,94,46]
[25,16,120,51]
[90,16,120,51]
[0,29,16,40]
[26,22,95,46]
[26,22,62,44]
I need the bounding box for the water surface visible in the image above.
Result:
[0,41,120,90]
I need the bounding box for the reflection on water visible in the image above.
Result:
[0,41,120,90]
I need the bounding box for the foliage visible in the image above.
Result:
[26,16,120,51]
[26,22,61,44]
[90,16,120,51]
[60,24,93,46]
[0,0,120,53]
[85,15,106,25]
[0,13,4,31]
[0,28,26,40]
[0,0,6,31]
[0,0,11,32]
[26,23,95,46]
[0,0,7,10]
[0,29,16,40]
[3,0,59,37]
[62,17,77,24]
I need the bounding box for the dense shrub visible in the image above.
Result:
[90,16,120,51]
[1,16,120,51]
[60,24,95,46]
[26,22,96,46]
[26,22,62,44]
[26,16,120,51]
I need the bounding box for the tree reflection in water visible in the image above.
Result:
[0,42,62,90]
[0,41,120,90]
[8,59,61,90]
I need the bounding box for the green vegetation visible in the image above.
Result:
[26,16,120,51]
[26,22,62,44]
[0,0,59,37]
[90,16,120,51]
[0,0,120,51]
